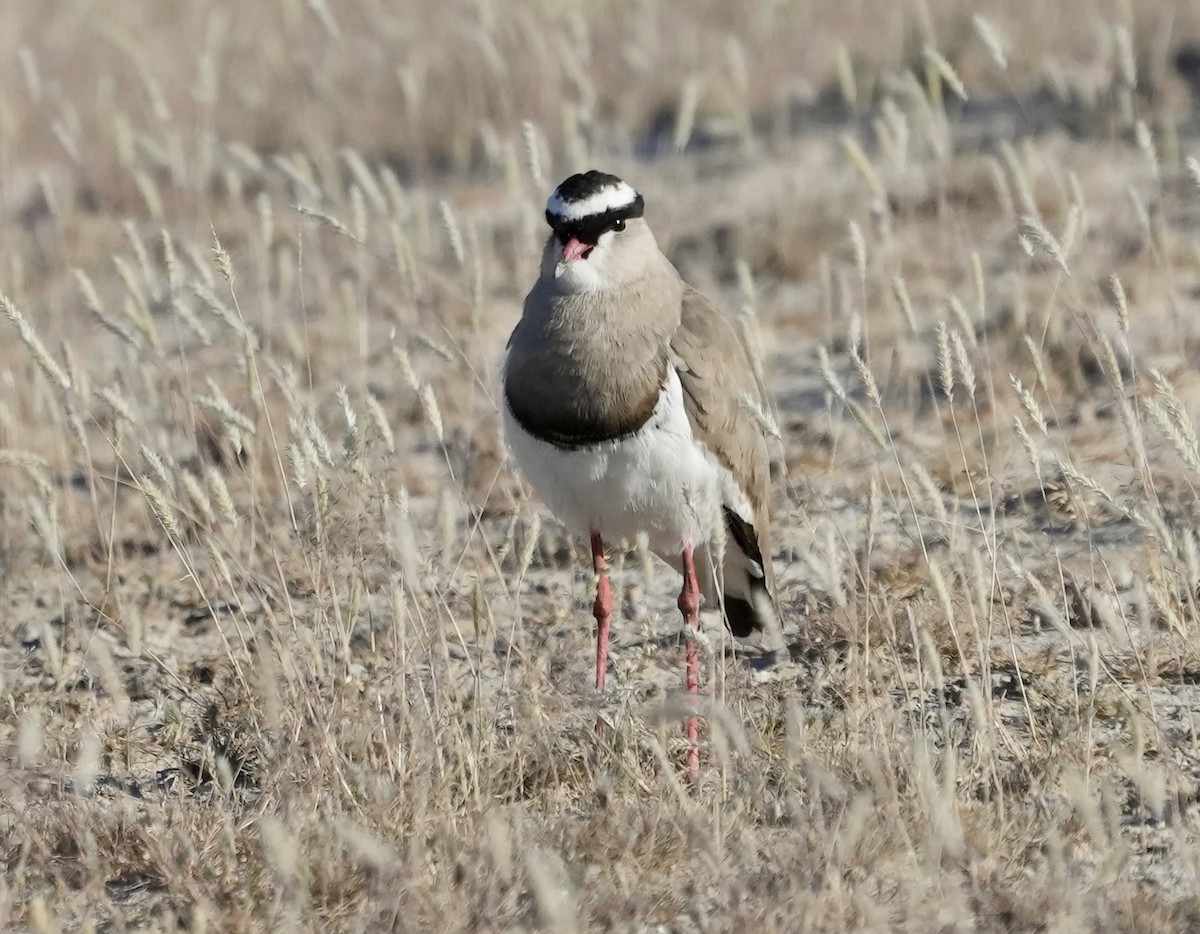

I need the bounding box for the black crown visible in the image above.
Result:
[553,170,627,204]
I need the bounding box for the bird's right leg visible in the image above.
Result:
[591,531,612,692]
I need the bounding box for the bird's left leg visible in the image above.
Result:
[678,542,701,782]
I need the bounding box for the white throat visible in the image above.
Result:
[553,258,608,292]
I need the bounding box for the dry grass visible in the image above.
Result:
[4,0,1200,930]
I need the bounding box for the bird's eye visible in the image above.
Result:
[612,218,626,232]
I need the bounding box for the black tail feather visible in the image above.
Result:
[721,507,776,637]
[724,595,761,637]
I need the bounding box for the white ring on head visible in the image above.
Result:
[546,182,638,222]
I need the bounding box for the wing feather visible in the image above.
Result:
[671,287,776,596]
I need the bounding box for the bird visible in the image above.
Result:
[502,170,778,777]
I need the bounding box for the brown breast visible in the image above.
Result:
[504,272,679,449]
[504,342,666,449]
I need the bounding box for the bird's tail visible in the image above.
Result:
[683,507,779,646]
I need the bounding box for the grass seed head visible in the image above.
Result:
[937,322,954,399]
[1,292,72,391]
[972,15,1007,70]
[1186,155,1200,194]
[923,46,968,101]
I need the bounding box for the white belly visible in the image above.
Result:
[502,367,729,554]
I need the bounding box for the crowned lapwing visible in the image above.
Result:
[503,170,778,778]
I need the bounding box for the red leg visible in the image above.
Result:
[678,542,701,783]
[591,531,611,693]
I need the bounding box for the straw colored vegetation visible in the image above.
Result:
[5,0,1200,929]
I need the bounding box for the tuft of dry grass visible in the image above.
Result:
[4,0,1200,930]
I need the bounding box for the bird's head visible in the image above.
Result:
[541,170,657,292]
